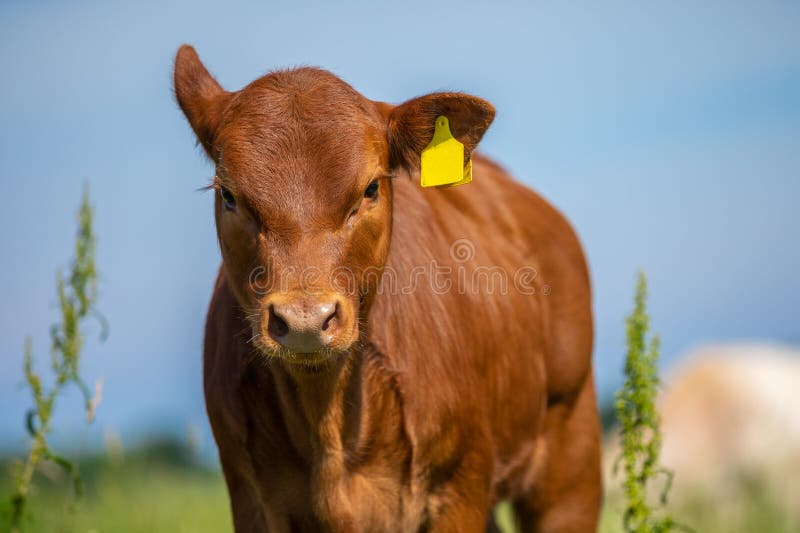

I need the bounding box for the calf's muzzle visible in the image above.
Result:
[262,292,349,354]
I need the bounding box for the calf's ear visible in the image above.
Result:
[386,93,495,172]
[174,45,230,159]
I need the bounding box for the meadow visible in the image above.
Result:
[3,436,796,533]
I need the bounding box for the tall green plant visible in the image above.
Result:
[614,272,679,533]
[7,186,104,532]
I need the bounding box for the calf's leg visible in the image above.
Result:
[426,440,496,533]
[513,373,602,532]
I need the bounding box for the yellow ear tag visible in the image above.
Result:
[420,116,472,188]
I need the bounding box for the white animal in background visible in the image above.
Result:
[658,343,800,487]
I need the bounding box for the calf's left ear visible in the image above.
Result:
[385,92,495,172]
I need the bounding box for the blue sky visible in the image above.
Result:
[1,0,798,455]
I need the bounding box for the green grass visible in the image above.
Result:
[3,439,797,532]
[600,475,800,533]
[1,440,231,533]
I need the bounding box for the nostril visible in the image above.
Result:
[321,302,339,332]
[268,305,289,338]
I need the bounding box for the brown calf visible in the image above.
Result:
[175,44,601,532]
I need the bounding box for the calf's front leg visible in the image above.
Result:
[424,445,495,533]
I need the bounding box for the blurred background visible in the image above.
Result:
[1,1,798,531]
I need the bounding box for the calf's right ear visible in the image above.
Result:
[174,45,230,159]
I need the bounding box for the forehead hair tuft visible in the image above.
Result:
[210,67,387,230]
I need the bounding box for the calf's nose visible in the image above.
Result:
[267,298,340,352]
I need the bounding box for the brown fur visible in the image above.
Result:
[175,44,601,532]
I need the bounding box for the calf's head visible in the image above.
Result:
[174,45,494,365]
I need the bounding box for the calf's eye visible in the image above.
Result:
[364,180,379,199]
[220,186,236,211]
